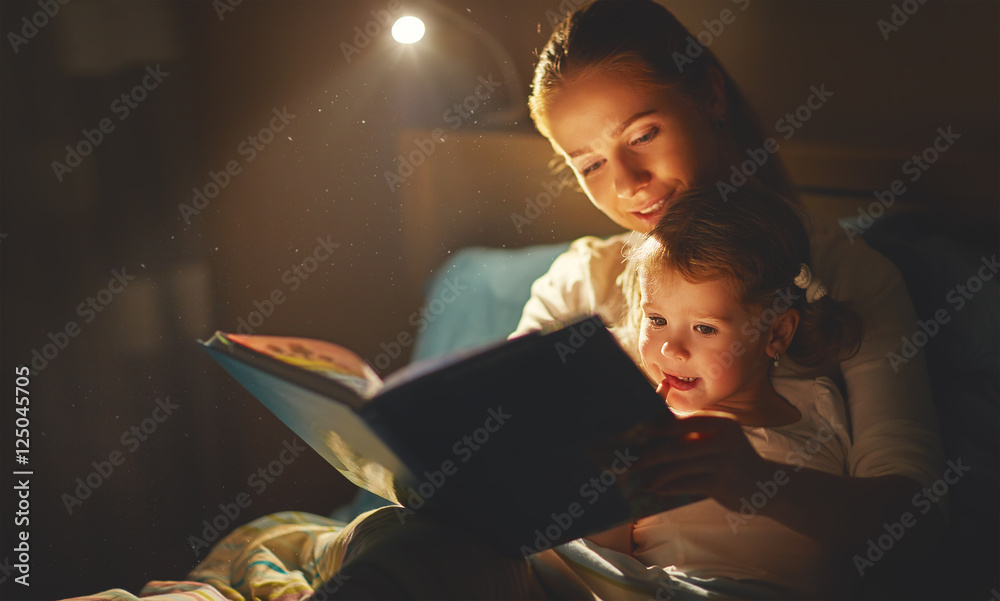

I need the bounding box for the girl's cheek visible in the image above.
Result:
[637,332,658,368]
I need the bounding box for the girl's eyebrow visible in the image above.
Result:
[694,313,734,324]
[640,302,734,325]
[567,109,659,158]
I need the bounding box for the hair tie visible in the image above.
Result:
[794,263,828,303]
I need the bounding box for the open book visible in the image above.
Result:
[200,315,700,556]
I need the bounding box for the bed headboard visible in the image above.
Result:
[398,129,994,284]
[397,129,621,286]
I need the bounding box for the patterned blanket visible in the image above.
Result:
[65,511,360,601]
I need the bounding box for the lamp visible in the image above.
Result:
[391,16,425,44]
[390,1,527,128]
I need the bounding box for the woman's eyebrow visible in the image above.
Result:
[567,109,659,158]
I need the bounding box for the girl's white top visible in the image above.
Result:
[631,376,851,597]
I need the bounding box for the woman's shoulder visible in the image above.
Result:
[538,231,637,290]
[807,214,903,294]
[510,231,637,337]
[560,231,637,262]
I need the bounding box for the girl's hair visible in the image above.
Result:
[530,0,797,202]
[626,185,862,368]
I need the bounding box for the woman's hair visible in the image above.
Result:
[625,185,862,368]
[530,0,797,202]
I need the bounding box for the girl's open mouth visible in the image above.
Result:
[661,373,699,392]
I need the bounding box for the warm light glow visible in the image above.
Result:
[391,16,425,44]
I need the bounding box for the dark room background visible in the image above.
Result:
[0,0,997,599]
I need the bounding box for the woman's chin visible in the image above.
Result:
[610,214,650,234]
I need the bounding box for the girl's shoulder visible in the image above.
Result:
[744,376,851,475]
[772,376,849,430]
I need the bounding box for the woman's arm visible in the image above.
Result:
[754,462,947,559]
[810,219,946,493]
[510,233,633,338]
[636,415,946,559]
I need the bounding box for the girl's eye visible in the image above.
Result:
[630,127,659,146]
[647,316,667,327]
[694,324,717,336]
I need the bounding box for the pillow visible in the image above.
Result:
[411,242,572,362]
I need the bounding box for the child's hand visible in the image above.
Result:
[632,414,772,512]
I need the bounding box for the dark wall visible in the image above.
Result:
[0,1,996,599]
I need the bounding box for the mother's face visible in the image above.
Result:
[543,72,723,233]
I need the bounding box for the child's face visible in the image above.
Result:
[638,269,774,415]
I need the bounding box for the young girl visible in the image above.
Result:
[529,185,864,600]
[631,185,862,597]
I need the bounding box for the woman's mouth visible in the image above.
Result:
[632,190,677,226]
[637,198,667,215]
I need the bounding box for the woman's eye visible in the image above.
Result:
[580,158,605,176]
[694,324,717,335]
[630,127,659,146]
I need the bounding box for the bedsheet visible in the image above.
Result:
[65,511,356,601]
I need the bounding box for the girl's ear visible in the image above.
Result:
[765,308,799,358]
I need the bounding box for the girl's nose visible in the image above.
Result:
[661,339,688,361]
[614,153,651,199]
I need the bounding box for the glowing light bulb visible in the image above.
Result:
[391,16,425,44]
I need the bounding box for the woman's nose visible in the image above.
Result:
[614,153,650,199]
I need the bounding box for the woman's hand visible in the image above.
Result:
[632,413,946,557]
[632,413,774,512]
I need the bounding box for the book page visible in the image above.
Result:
[204,342,414,504]
[226,334,383,399]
